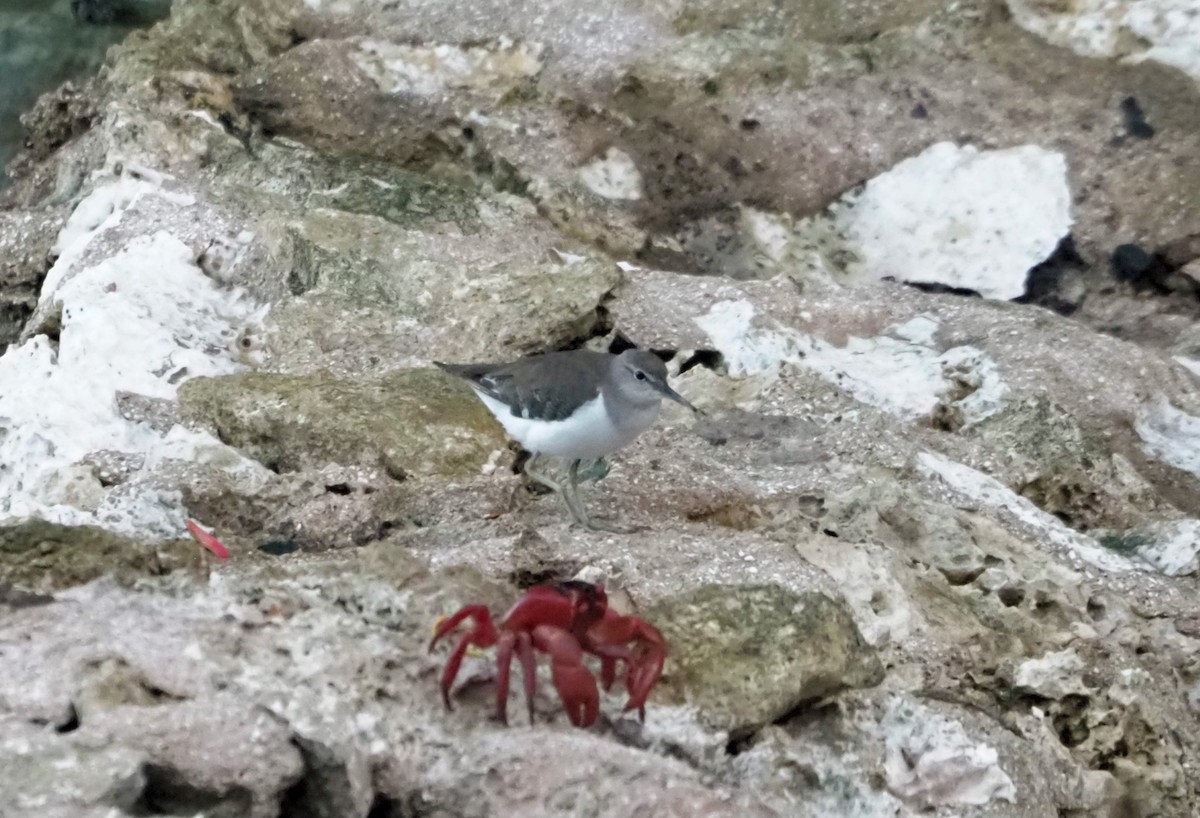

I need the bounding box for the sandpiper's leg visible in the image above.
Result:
[575,457,610,484]
[524,454,589,527]
[565,459,643,534]
[556,459,592,527]
[522,453,563,494]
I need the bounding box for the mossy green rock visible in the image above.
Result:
[178,368,507,478]
[0,519,196,592]
[650,584,882,733]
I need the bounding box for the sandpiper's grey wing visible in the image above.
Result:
[435,352,607,422]
[510,353,610,421]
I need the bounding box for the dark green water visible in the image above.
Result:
[0,0,169,190]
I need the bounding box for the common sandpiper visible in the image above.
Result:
[435,348,696,533]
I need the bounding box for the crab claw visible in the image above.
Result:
[532,624,600,727]
[428,605,498,710]
[621,625,666,716]
[586,613,666,719]
[553,662,600,727]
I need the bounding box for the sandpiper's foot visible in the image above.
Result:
[580,515,645,535]
[522,453,564,494]
[561,459,643,534]
[575,457,610,484]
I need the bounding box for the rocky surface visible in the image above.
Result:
[2,0,1200,816]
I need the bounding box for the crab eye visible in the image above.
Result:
[635,370,646,381]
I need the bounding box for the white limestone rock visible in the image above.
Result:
[835,142,1072,300]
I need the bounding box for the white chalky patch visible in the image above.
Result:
[695,300,1008,425]
[1013,650,1092,699]
[835,142,1072,300]
[1135,397,1200,478]
[1173,356,1200,379]
[1130,518,1200,577]
[917,452,1134,573]
[578,148,644,201]
[882,697,1017,808]
[353,38,544,97]
[0,180,262,537]
[1008,0,1200,82]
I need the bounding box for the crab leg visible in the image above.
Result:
[531,624,599,727]
[515,631,538,725]
[495,632,515,725]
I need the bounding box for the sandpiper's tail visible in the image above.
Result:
[433,360,500,384]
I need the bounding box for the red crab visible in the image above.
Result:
[429,580,666,727]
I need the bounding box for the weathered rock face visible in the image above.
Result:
[652,585,883,733]
[0,518,198,592]
[3,0,1200,816]
[0,0,170,344]
[0,1,168,189]
[179,368,508,478]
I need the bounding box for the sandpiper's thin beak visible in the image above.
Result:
[656,381,699,413]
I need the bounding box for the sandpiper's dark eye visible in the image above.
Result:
[635,370,646,380]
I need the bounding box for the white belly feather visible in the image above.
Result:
[476,392,661,459]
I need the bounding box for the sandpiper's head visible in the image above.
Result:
[611,349,697,411]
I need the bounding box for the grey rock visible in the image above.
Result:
[650,584,883,733]
[0,715,147,818]
[178,368,508,478]
[0,518,198,592]
[966,393,1159,531]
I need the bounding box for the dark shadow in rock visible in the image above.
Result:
[728,698,840,759]
[1119,96,1155,140]
[0,581,55,608]
[1110,243,1172,293]
[938,562,986,587]
[278,735,363,818]
[997,587,1026,608]
[607,330,640,354]
[508,528,579,589]
[1017,234,1088,315]
[542,305,616,353]
[134,763,253,818]
[365,794,410,818]
[54,703,81,734]
[678,349,723,374]
[1051,693,1092,748]
[892,278,983,299]
[724,730,759,757]
[258,540,300,556]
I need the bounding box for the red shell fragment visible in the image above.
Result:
[186,518,230,560]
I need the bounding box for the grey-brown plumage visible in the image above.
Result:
[435,350,670,423]
[434,348,695,532]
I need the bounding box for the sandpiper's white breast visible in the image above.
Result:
[476,392,661,459]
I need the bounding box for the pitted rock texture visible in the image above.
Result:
[651,584,883,732]
[3,0,1200,816]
